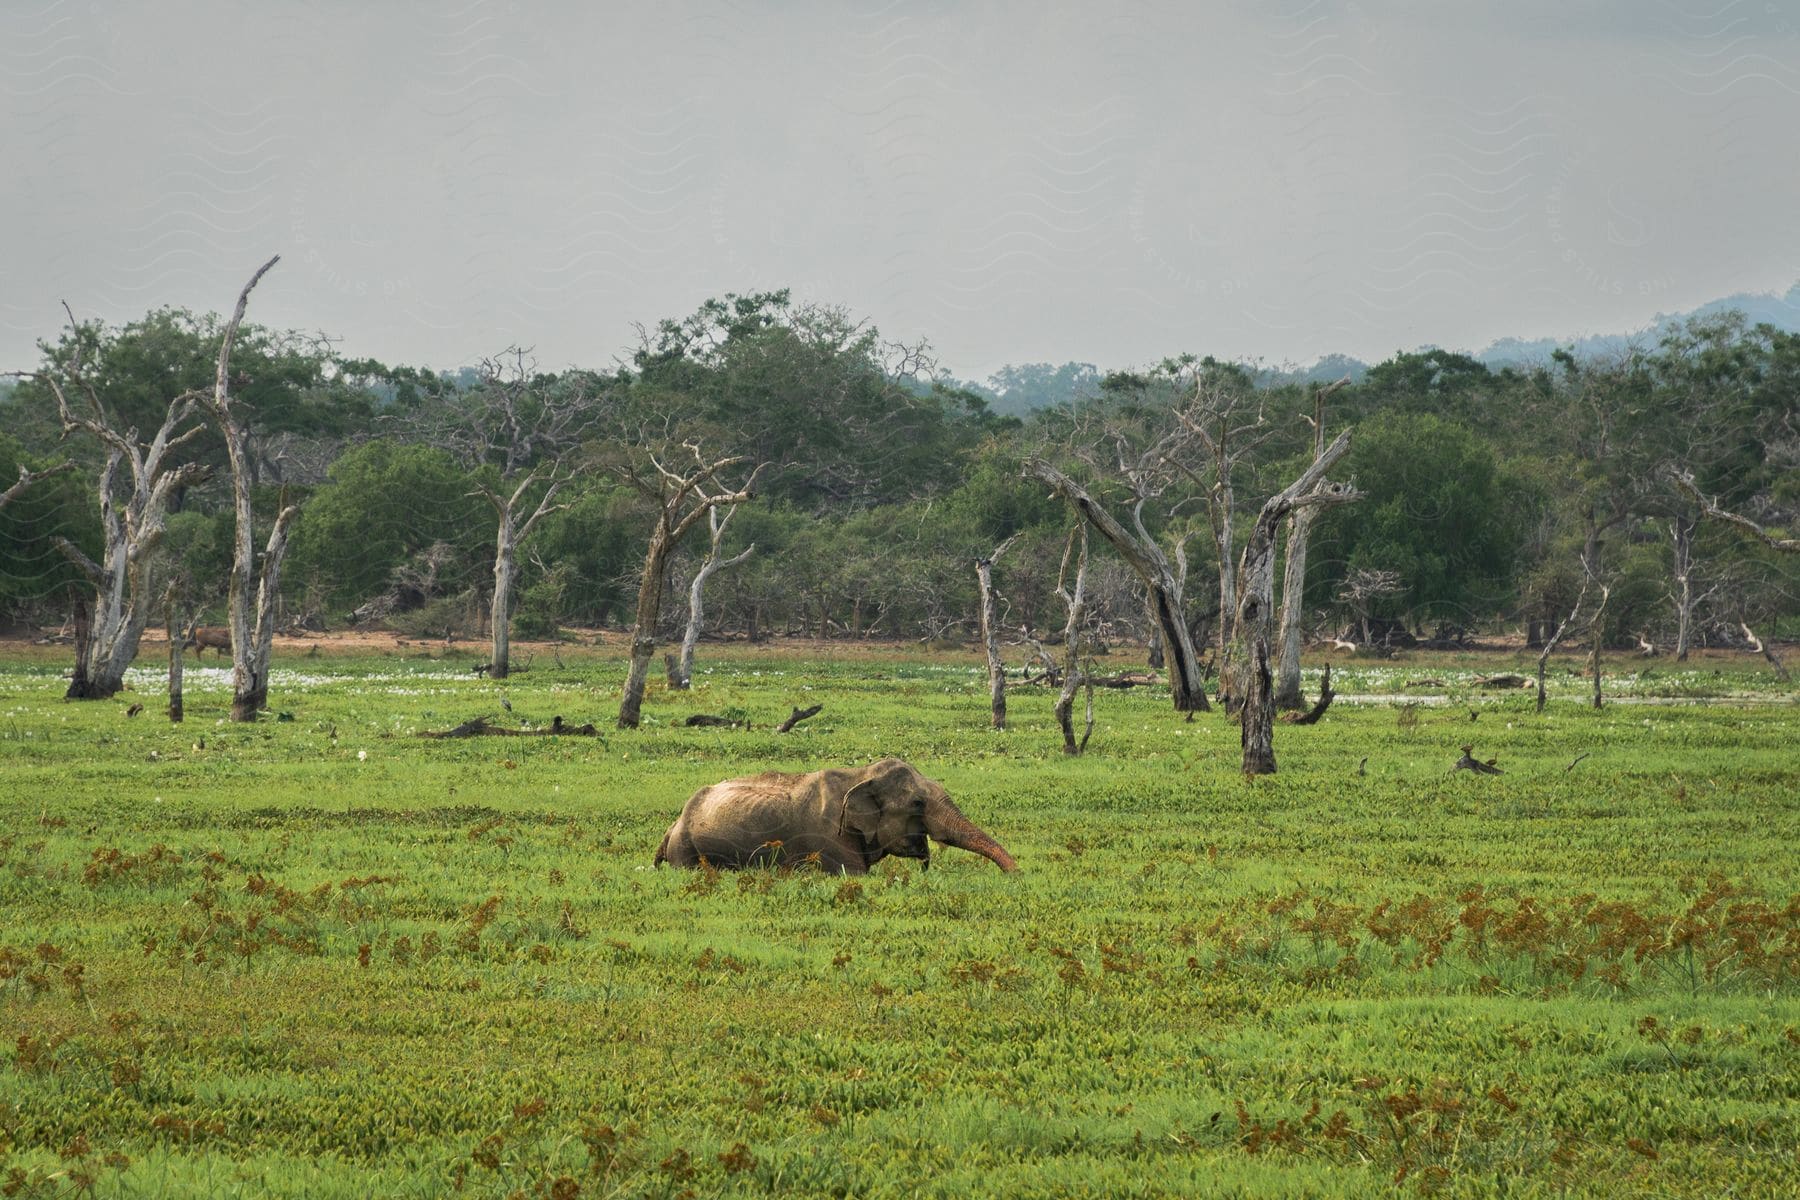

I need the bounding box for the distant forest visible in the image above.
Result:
[3,282,1796,674]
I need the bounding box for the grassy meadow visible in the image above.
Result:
[1,636,1796,1198]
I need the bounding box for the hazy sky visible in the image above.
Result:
[4,1,1796,382]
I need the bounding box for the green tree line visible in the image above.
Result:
[3,292,1795,659]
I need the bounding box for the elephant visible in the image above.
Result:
[654,758,1018,874]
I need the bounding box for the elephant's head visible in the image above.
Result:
[837,758,1018,872]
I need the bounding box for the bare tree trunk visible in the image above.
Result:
[490,528,516,679]
[976,536,1017,730]
[1588,582,1610,710]
[1231,430,1359,777]
[203,257,297,723]
[674,508,753,689]
[1144,592,1165,670]
[1023,459,1211,712]
[619,535,670,729]
[1669,513,1696,661]
[47,438,205,701]
[1535,580,1588,714]
[1273,505,1319,709]
[1239,638,1276,775]
[1214,493,1238,705]
[68,597,93,699]
[1054,526,1091,755]
[166,603,185,723]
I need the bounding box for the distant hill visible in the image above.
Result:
[956,282,1800,412]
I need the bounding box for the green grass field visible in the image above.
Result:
[2,640,1796,1198]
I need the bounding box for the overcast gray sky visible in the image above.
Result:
[4,1,1796,381]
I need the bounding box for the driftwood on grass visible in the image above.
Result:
[1454,744,1503,775]
[1281,663,1335,725]
[684,714,748,729]
[421,715,602,738]
[775,704,823,733]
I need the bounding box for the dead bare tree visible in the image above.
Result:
[26,311,214,699]
[1234,429,1361,776]
[1023,457,1211,713]
[1535,577,1588,714]
[1672,470,1798,554]
[614,439,762,729]
[203,256,296,722]
[1274,376,1351,708]
[395,348,601,678]
[1336,568,1406,648]
[1168,378,1276,705]
[670,505,755,689]
[975,534,1019,729]
[1053,524,1096,755]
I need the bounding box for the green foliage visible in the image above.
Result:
[0,435,96,623]
[511,562,573,641]
[1312,413,1525,624]
[286,441,489,613]
[0,643,1796,1197]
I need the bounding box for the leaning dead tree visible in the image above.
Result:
[28,313,213,699]
[615,439,762,729]
[1053,524,1096,755]
[1023,459,1212,713]
[204,256,296,722]
[1672,470,1798,554]
[1274,377,1351,708]
[1234,429,1360,776]
[974,534,1019,729]
[669,504,755,689]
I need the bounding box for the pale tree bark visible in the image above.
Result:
[672,505,755,689]
[1587,580,1611,710]
[1023,459,1211,712]
[1673,470,1798,553]
[1171,385,1274,709]
[0,460,73,512]
[481,471,569,679]
[617,442,761,729]
[1274,377,1350,709]
[1053,525,1094,755]
[1232,429,1360,776]
[1667,512,1698,661]
[974,534,1019,729]
[1535,578,1588,714]
[1739,622,1791,682]
[33,312,213,700]
[202,256,298,722]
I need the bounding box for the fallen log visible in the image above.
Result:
[421,715,602,738]
[684,714,747,729]
[776,704,823,733]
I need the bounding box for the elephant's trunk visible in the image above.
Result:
[924,793,1018,872]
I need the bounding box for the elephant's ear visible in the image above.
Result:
[838,759,916,838]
